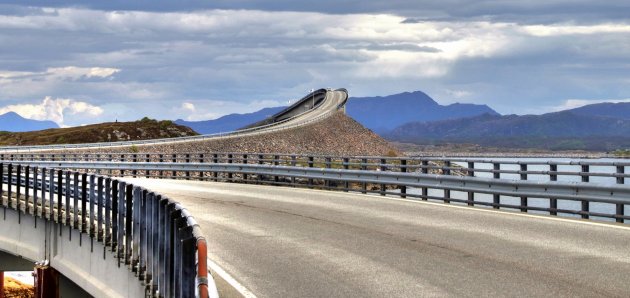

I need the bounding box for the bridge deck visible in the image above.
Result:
[124,178,630,298]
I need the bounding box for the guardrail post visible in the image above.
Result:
[146,154,151,178]
[616,165,624,185]
[467,162,474,206]
[325,157,332,189]
[120,154,126,176]
[361,158,367,194]
[581,165,590,182]
[380,158,387,196]
[185,154,191,180]
[228,154,234,182]
[443,161,450,203]
[549,163,558,215]
[171,154,177,178]
[493,163,500,209]
[214,154,220,181]
[274,155,280,184]
[6,164,12,211]
[158,154,164,179]
[581,165,590,219]
[520,164,528,212]
[199,154,206,180]
[421,160,428,200]
[308,156,315,188]
[291,156,297,186]
[241,154,248,181]
[400,159,407,198]
[343,158,350,192]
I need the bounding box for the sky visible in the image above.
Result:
[0,1,629,127]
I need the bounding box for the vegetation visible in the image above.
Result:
[612,149,630,157]
[0,118,198,146]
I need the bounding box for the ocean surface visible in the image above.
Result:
[407,158,629,221]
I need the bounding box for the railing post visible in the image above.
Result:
[616,165,624,185]
[380,159,386,196]
[443,161,450,203]
[581,165,590,219]
[308,156,315,188]
[171,154,177,178]
[400,159,407,198]
[159,154,164,179]
[274,155,280,184]
[361,158,367,194]
[81,173,88,233]
[325,157,332,189]
[421,160,428,200]
[228,154,233,182]
[549,163,558,215]
[467,162,474,206]
[185,154,191,180]
[214,154,220,181]
[343,158,350,192]
[199,154,206,180]
[146,154,151,178]
[616,166,625,223]
[493,163,500,209]
[291,155,297,186]
[520,164,528,212]
[120,154,125,176]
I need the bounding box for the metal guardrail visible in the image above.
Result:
[7,160,630,224]
[0,89,348,153]
[0,163,212,298]
[4,152,629,185]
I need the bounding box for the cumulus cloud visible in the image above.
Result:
[0,97,104,126]
[0,5,628,118]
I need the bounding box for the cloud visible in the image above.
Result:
[0,6,628,120]
[0,96,103,126]
[553,98,630,111]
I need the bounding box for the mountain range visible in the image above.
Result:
[386,103,630,151]
[346,91,499,134]
[0,112,59,132]
[174,91,498,135]
[175,107,285,134]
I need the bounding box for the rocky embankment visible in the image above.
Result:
[47,112,400,156]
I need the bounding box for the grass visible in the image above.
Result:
[0,118,199,146]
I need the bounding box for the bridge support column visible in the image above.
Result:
[35,264,59,298]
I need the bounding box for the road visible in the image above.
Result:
[124,178,630,298]
[0,89,348,152]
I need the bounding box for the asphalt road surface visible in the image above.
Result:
[125,178,630,298]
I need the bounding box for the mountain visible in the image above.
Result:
[346,91,499,134]
[0,112,59,132]
[567,102,630,120]
[0,117,197,146]
[175,107,285,134]
[386,111,630,151]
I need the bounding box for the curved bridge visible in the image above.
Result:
[0,88,348,153]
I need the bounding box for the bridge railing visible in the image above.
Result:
[4,152,629,185]
[0,163,210,298]
[5,159,629,225]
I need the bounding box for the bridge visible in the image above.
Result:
[1,88,629,297]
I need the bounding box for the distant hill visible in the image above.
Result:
[0,111,59,132]
[175,107,285,134]
[386,111,630,151]
[567,102,630,120]
[0,117,197,146]
[346,91,499,133]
